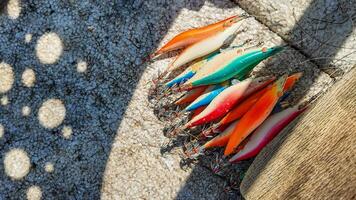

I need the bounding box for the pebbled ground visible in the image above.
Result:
[0,0,348,199]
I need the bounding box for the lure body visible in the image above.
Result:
[151,16,240,58]
[165,67,195,88]
[199,96,287,139]
[199,76,276,138]
[175,86,208,105]
[217,72,302,128]
[168,18,242,72]
[191,105,207,119]
[229,105,307,162]
[185,76,275,129]
[185,78,252,128]
[224,75,287,156]
[219,88,267,127]
[203,120,239,149]
[185,47,246,86]
[165,51,220,88]
[188,46,284,87]
[185,84,228,111]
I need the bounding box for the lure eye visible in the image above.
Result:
[224,21,232,27]
[224,19,236,27]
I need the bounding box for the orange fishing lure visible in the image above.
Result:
[218,72,302,128]
[175,86,208,105]
[224,75,287,156]
[150,16,240,59]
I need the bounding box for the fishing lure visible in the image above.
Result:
[224,75,287,156]
[185,120,239,158]
[184,46,257,84]
[195,92,291,153]
[184,64,258,111]
[203,120,239,149]
[200,88,268,138]
[183,76,275,129]
[229,104,308,162]
[165,51,220,88]
[205,72,302,136]
[191,105,207,119]
[185,47,247,84]
[166,16,245,74]
[150,16,241,59]
[175,86,208,105]
[185,83,228,112]
[182,46,284,89]
[165,65,196,88]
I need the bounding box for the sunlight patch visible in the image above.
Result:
[26,185,42,200]
[44,162,54,173]
[7,0,21,19]
[22,106,31,116]
[21,68,36,87]
[61,125,72,139]
[36,33,63,64]
[76,61,87,73]
[38,99,66,129]
[0,62,14,93]
[4,148,31,180]
[25,33,32,43]
[0,124,4,138]
[1,95,9,106]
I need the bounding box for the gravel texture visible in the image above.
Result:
[0,0,337,199]
[0,1,232,199]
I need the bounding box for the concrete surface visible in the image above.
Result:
[150,0,333,185]
[0,0,348,199]
[0,0,234,199]
[236,0,356,77]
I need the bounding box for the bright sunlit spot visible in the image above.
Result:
[36,32,63,64]
[44,162,54,173]
[7,0,21,20]
[76,61,87,73]
[22,106,31,116]
[1,95,9,106]
[0,62,14,93]
[26,185,42,200]
[38,99,66,129]
[0,124,4,138]
[25,33,32,43]
[61,125,72,139]
[4,148,31,180]
[21,68,36,87]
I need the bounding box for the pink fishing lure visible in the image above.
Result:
[229,104,308,162]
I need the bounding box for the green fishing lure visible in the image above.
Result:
[189,46,284,87]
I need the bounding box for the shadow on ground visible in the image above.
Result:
[0,0,354,199]
[0,0,235,199]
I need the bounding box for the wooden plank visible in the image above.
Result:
[240,68,356,199]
